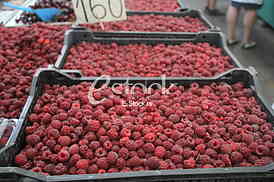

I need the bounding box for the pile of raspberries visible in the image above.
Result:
[64,42,234,77]
[15,81,274,175]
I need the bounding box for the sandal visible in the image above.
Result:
[227,39,239,46]
[242,42,257,49]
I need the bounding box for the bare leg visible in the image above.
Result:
[207,0,217,10]
[243,9,257,43]
[227,5,239,41]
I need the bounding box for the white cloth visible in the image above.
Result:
[232,0,263,5]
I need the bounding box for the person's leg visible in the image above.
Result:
[227,5,239,44]
[205,0,224,16]
[243,9,257,44]
[207,0,217,10]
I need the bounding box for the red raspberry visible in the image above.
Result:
[59,101,71,110]
[69,154,81,166]
[143,143,155,153]
[154,146,166,158]
[107,151,118,164]
[144,133,156,143]
[58,113,68,121]
[170,130,183,141]
[119,147,129,159]
[159,161,169,170]
[213,160,225,168]
[220,144,232,154]
[208,139,221,150]
[195,138,204,145]
[171,144,183,155]
[125,140,137,151]
[183,147,193,158]
[240,162,253,167]
[47,128,59,139]
[205,148,218,159]
[58,136,71,146]
[198,155,211,165]
[221,154,232,166]
[127,156,143,167]
[88,164,98,174]
[97,157,109,169]
[231,151,243,164]
[26,134,40,145]
[76,159,89,169]
[97,127,106,136]
[120,128,131,137]
[195,144,206,154]
[170,155,183,164]
[95,147,107,157]
[184,127,194,136]
[61,126,71,135]
[116,158,126,169]
[168,114,180,123]
[49,154,58,163]
[242,133,254,144]
[87,120,101,132]
[58,150,70,162]
[44,164,55,174]
[41,113,51,123]
[79,139,88,145]
[254,157,273,166]
[76,169,87,174]
[202,164,214,168]
[162,141,173,150]
[79,145,89,155]
[51,120,62,129]
[31,167,42,173]
[184,158,196,169]
[25,148,37,159]
[144,157,160,169]
[89,141,100,150]
[195,126,207,137]
[46,139,56,149]
[103,140,113,150]
[256,145,270,155]
[15,153,28,165]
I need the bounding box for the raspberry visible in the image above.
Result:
[41,113,52,123]
[154,146,166,158]
[183,147,193,158]
[254,157,273,166]
[202,164,214,168]
[184,158,196,169]
[143,143,155,153]
[88,164,98,174]
[69,154,81,166]
[120,137,129,146]
[58,113,68,121]
[95,147,107,157]
[170,130,183,141]
[49,154,58,163]
[240,162,253,167]
[98,113,110,122]
[220,144,232,154]
[107,128,119,139]
[87,120,101,132]
[256,145,270,155]
[58,136,71,146]
[31,167,42,173]
[79,139,88,145]
[205,148,218,159]
[208,139,221,150]
[144,133,156,143]
[221,154,231,166]
[89,141,100,150]
[171,144,183,155]
[231,151,243,164]
[195,138,204,145]
[15,153,28,165]
[26,134,40,145]
[47,128,59,139]
[170,155,183,164]
[159,161,169,170]
[61,126,71,135]
[76,159,89,169]
[242,133,254,144]
[195,144,206,154]
[97,157,109,169]
[97,127,106,136]
[119,147,129,159]
[103,140,113,150]
[60,101,71,110]
[198,155,211,165]
[125,140,137,151]
[107,151,118,164]
[127,156,143,167]
[168,114,180,123]
[46,139,56,149]
[25,148,37,159]
[213,160,225,168]
[116,158,126,169]
[58,150,70,162]
[184,127,194,136]
[79,145,89,154]
[162,141,173,150]
[195,126,207,137]
[144,157,160,169]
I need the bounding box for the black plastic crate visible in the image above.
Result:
[54,26,241,73]
[0,68,274,182]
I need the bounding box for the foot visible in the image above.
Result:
[227,39,240,46]
[242,41,257,49]
[204,7,225,16]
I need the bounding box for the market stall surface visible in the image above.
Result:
[183,0,274,108]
